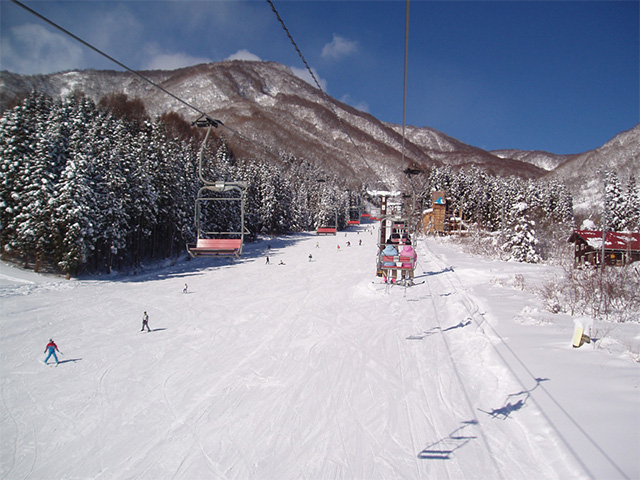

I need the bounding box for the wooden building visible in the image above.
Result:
[422,191,467,235]
[567,230,640,267]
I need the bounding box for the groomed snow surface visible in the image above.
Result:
[1,228,638,480]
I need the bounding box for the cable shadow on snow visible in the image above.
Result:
[406,319,472,340]
[418,420,478,460]
[479,378,549,420]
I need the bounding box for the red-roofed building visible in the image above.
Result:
[567,230,640,267]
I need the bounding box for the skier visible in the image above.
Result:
[381,239,399,283]
[183,283,188,294]
[308,254,313,262]
[266,256,270,264]
[44,339,62,365]
[141,311,151,332]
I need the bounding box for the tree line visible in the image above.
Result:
[0,92,359,275]
[4,91,634,274]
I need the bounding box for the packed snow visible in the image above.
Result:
[1,226,638,479]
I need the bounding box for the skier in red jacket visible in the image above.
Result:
[44,339,62,365]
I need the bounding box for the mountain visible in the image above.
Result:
[542,125,640,216]
[1,61,637,205]
[490,149,574,172]
[0,61,545,184]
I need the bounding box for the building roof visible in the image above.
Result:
[568,230,640,252]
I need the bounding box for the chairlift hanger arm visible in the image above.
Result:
[192,115,223,129]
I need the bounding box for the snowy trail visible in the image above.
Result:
[1,228,637,479]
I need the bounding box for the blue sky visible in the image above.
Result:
[1,0,638,154]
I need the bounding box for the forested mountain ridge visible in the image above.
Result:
[2,61,637,199]
[1,61,638,275]
[2,91,595,275]
[1,61,557,186]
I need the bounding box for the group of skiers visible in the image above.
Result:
[44,230,418,365]
[44,310,153,364]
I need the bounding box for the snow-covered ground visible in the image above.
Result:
[1,227,638,479]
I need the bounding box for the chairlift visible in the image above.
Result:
[317,209,338,235]
[347,206,362,226]
[186,115,249,258]
[376,213,413,276]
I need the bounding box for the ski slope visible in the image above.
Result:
[1,227,638,479]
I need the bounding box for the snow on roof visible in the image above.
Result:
[569,230,640,251]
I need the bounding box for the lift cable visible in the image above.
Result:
[266,0,377,180]
[9,0,289,165]
[401,0,409,167]
[7,0,224,127]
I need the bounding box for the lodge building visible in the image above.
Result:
[567,230,640,267]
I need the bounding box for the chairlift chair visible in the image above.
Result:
[347,206,362,226]
[317,209,338,235]
[186,116,249,258]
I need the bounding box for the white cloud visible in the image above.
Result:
[321,34,358,60]
[139,42,210,70]
[143,53,211,71]
[0,23,84,74]
[341,94,369,113]
[290,66,328,91]
[225,49,262,62]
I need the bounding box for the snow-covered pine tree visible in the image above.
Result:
[621,175,640,232]
[502,201,541,263]
[604,170,625,231]
[11,94,59,271]
[50,150,96,277]
[0,92,53,266]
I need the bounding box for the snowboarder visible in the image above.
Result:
[44,339,62,365]
[141,311,151,332]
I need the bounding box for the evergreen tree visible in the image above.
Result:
[621,175,640,232]
[502,201,541,263]
[604,170,625,231]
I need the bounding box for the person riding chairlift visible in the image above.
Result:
[381,238,399,283]
[399,239,417,284]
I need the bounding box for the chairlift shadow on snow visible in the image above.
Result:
[479,378,550,420]
[422,266,454,277]
[418,420,478,460]
[406,319,471,340]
